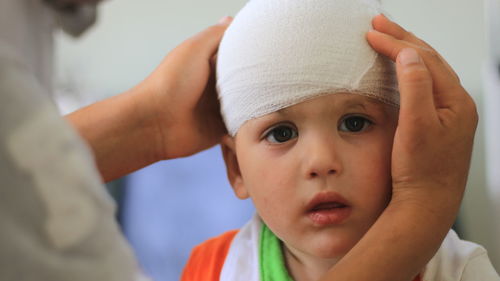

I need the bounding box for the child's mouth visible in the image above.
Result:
[306,192,351,226]
[310,202,347,211]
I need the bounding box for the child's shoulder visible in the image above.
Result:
[180,230,239,281]
[423,230,499,281]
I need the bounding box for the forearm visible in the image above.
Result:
[66,87,164,182]
[321,191,460,281]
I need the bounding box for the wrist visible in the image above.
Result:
[322,190,455,281]
[125,84,168,162]
[389,185,462,232]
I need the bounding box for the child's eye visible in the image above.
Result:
[339,116,372,132]
[264,125,298,143]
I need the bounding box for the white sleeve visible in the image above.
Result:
[461,252,500,281]
[423,230,500,281]
[0,47,143,281]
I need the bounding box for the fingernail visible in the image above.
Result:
[398,48,421,66]
[218,16,232,25]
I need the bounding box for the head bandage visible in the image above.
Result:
[216,0,399,136]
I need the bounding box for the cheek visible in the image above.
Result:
[347,162,391,232]
[238,150,297,222]
[245,168,295,206]
[239,144,298,191]
[348,139,393,210]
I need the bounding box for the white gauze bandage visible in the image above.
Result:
[216,0,399,136]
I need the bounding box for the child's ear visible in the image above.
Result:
[220,135,249,200]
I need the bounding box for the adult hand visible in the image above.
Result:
[135,17,232,160]
[67,17,232,181]
[320,15,478,281]
[367,14,478,226]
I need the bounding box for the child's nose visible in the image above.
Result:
[309,168,336,179]
[304,136,342,179]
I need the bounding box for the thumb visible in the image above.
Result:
[396,48,437,122]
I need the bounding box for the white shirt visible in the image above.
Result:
[423,229,500,281]
[0,1,145,280]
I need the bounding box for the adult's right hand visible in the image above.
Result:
[320,15,478,281]
[368,14,478,234]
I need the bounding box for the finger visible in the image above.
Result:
[396,48,437,123]
[372,14,410,41]
[187,16,233,58]
[372,14,427,47]
[366,30,460,98]
[372,14,438,54]
[371,14,460,82]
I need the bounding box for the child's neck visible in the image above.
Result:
[283,243,340,281]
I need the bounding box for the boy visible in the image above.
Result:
[181,0,499,280]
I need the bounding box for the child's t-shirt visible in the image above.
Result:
[181,215,499,281]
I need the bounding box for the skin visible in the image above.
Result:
[67,17,230,181]
[67,14,477,281]
[221,93,399,281]
[318,15,478,281]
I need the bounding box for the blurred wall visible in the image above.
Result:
[55,0,499,275]
[55,0,247,111]
[484,0,500,269]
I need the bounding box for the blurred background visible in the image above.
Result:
[53,0,500,280]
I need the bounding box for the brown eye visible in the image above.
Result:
[339,116,371,132]
[265,125,298,143]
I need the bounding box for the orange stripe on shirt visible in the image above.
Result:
[180,230,238,281]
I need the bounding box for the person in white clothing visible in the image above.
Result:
[0,1,140,280]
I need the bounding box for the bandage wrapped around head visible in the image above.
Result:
[216,0,399,136]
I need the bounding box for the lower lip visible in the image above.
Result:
[308,207,351,226]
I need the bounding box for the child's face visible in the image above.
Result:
[222,93,399,261]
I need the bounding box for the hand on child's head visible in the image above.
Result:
[135,17,233,160]
[367,15,477,221]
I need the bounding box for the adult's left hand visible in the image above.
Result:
[135,17,232,160]
[67,17,233,181]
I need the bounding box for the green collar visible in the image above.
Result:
[259,224,295,281]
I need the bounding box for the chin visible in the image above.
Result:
[309,231,359,259]
[312,244,352,259]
